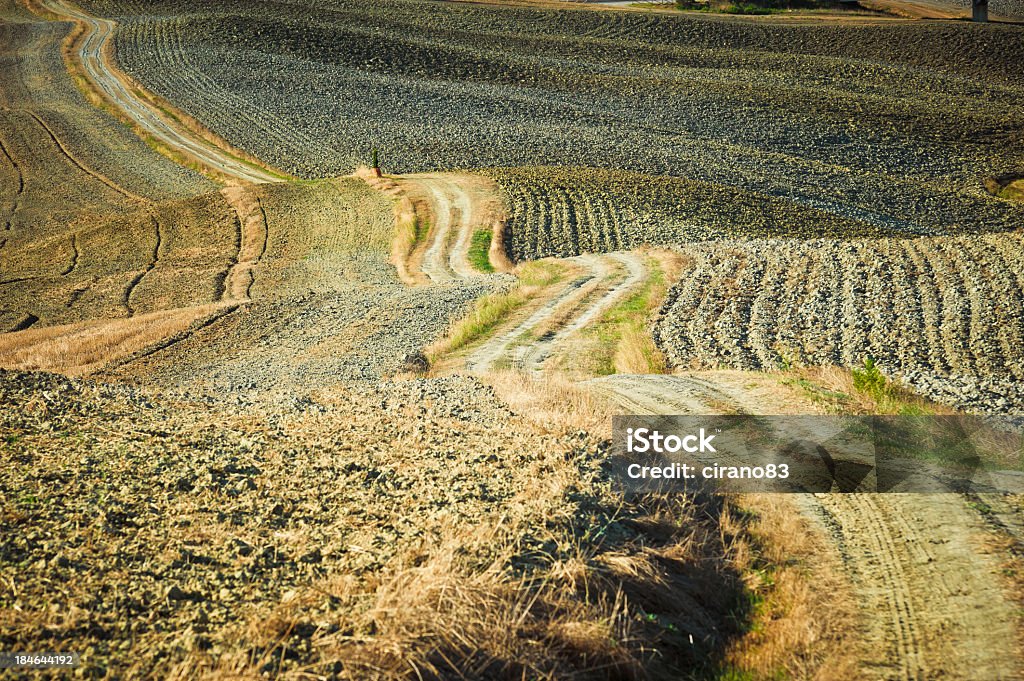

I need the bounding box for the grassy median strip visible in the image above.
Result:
[587,254,671,375]
[468,228,495,273]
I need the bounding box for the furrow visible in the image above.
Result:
[124,215,162,316]
[60,234,80,277]
[914,238,975,375]
[28,112,147,205]
[0,133,24,244]
[900,238,951,375]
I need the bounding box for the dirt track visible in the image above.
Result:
[414,176,471,282]
[812,493,1018,680]
[592,371,1021,680]
[42,0,280,183]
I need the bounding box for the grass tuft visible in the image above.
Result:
[469,228,495,273]
[583,251,682,376]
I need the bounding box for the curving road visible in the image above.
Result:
[42,0,280,184]
[589,371,1020,681]
[465,252,647,374]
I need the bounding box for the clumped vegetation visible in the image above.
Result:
[468,228,495,273]
[427,260,566,361]
[581,254,671,376]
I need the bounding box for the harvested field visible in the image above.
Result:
[96,178,498,391]
[0,368,765,679]
[0,1,209,237]
[0,1,491,390]
[1,191,240,331]
[652,231,1024,414]
[75,0,1024,240]
[0,0,223,337]
[4,0,1024,677]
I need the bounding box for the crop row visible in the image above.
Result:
[84,0,1024,236]
[653,232,1024,414]
[485,167,1024,262]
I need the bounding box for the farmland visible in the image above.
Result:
[80,0,1024,414]
[652,232,1024,414]
[3,0,1024,678]
[0,0,214,335]
[83,0,1024,234]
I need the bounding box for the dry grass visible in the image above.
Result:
[781,365,957,416]
[426,260,568,361]
[485,368,617,437]
[22,368,758,680]
[160,491,750,681]
[564,249,685,377]
[612,324,665,375]
[718,494,861,680]
[0,303,230,375]
[358,169,429,285]
[612,249,686,375]
[484,373,862,680]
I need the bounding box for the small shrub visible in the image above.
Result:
[851,357,887,402]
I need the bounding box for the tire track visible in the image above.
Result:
[28,111,148,205]
[0,133,24,247]
[407,175,497,281]
[220,187,270,301]
[123,215,162,316]
[518,252,645,373]
[586,373,745,416]
[213,210,242,302]
[465,267,595,373]
[60,234,79,276]
[42,0,282,184]
[448,179,478,279]
[419,178,456,282]
[588,373,1020,680]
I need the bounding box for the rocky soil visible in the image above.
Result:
[92,178,501,392]
[652,232,1024,415]
[0,368,750,678]
[77,0,1024,240]
[484,167,1024,262]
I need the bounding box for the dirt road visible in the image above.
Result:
[592,371,1021,681]
[41,0,281,184]
[464,252,648,373]
[407,174,495,281]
